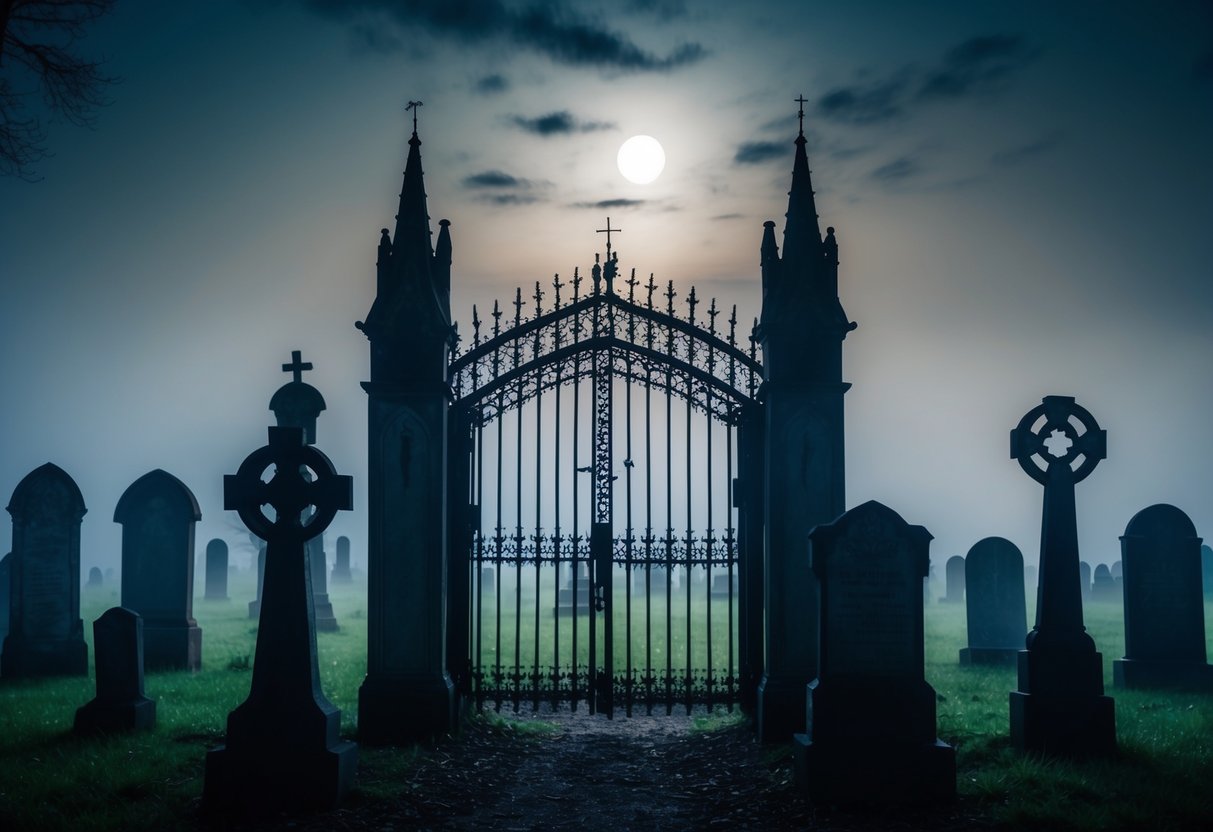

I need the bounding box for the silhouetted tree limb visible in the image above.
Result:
[0,0,117,179]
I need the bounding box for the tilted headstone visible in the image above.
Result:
[959,538,1027,665]
[0,554,9,645]
[87,566,103,587]
[248,541,265,619]
[205,539,229,601]
[940,555,965,604]
[74,607,155,734]
[792,500,955,804]
[1113,505,1213,691]
[1091,564,1119,603]
[114,469,203,671]
[331,535,353,585]
[2,464,88,679]
[1203,545,1213,598]
[1008,396,1115,756]
[1079,561,1091,601]
[203,426,356,812]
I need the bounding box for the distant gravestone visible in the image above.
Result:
[556,561,591,614]
[793,501,955,804]
[308,532,338,632]
[74,607,155,734]
[203,425,356,812]
[1091,564,1118,603]
[87,566,103,588]
[331,536,352,585]
[0,554,9,644]
[205,539,229,601]
[480,566,495,593]
[940,555,965,604]
[248,543,266,619]
[959,538,1027,665]
[1203,545,1213,598]
[114,469,202,671]
[710,572,734,598]
[1079,561,1092,602]
[1110,560,1122,581]
[1113,505,1213,691]
[2,464,89,679]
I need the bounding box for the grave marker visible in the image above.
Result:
[959,537,1027,665]
[87,566,103,587]
[331,535,353,585]
[792,500,954,804]
[205,539,229,601]
[74,607,155,733]
[1113,504,1213,691]
[2,464,88,679]
[114,470,202,671]
[480,566,495,593]
[1091,564,1119,603]
[940,555,965,603]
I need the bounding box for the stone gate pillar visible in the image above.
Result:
[356,118,457,744]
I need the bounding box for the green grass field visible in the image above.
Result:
[0,573,1211,831]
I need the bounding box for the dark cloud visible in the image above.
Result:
[463,170,528,189]
[918,34,1036,99]
[509,111,614,136]
[991,132,1063,168]
[474,73,509,95]
[480,193,542,206]
[300,0,705,72]
[733,141,786,165]
[571,198,646,209]
[871,156,920,182]
[711,213,743,221]
[816,77,908,125]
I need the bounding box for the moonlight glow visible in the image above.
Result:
[617,135,665,184]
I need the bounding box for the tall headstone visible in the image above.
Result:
[2,464,88,679]
[959,538,1027,665]
[792,501,954,804]
[755,116,856,741]
[87,566,103,587]
[1090,564,1118,603]
[248,539,265,619]
[1078,561,1092,602]
[74,607,155,734]
[331,535,353,585]
[270,350,338,632]
[1008,396,1115,756]
[1113,505,1213,691]
[204,426,356,812]
[480,565,495,593]
[940,555,965,604]
[114,469,202,672]
[1203,544,1213,598]
[205,539,229,601]
[0,554,9,645]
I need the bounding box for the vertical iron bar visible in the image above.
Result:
[533,285,543,711]
[571,268,582,710]
[475,418,485,710]
[726,421,735,709]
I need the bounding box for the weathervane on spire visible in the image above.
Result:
[406,100,423,135]
[795,94,807,137]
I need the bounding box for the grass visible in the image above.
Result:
[1,572,1212,830]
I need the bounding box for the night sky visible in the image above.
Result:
[1,0,1211,577]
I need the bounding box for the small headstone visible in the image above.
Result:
[331,535,353,585]
[556,561,591,615]
[0,554,11,646]
[308,532,338,632]
[959,538,1027,665]
[1079,561,1092,601]
[710,572,734,598]
[1113,505,1213,691]
[203,426,356,812]
[74,607,155,734]
[114,469,203,671]
[1203,545,1213,598]
[480,566,495,593]
[2,464,89,679]
[87,566,103,588]
[248,542,266,619]
[792,501,955,804]
[633,565,672,593]
[1091,564,1119,603]
[205,539,229,601]
[940,555,965,604]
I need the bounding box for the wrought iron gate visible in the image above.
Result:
[447,248,763,717]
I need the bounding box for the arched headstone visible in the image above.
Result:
[205,539,229,601]
[959,538,1027,665]
[331,535,352,585]
[2,463,88,679]
[940,555,965,604]
[1091,564,1118,603]
[87,566,103,587]
[114,469,202,671]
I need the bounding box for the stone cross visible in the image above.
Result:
[1008,395,1115,756]
[74,607,155,734]
[203,426,356,813]
[282,349,312,383]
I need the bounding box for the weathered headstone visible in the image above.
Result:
[959,538,1027,665]
[1091,564,1119,603]
[205,539,229,601]
[331,535,353,585]
[792,501,955,804]
[2,464,89,679]
[74,607,155,734]
[1079,561,1091,602]
[1113,505,1213,691]
[480,566,495,593]
[87,566,103,587]
[1008,396,1115,756]
[0,554,9,645]
[1204,544,1213,598]
[203,426,356,812]
[114,469,202,671]
[556,561,591,615]
[248,541,265,619]
[710,572,734,598]
[940,555,965,604]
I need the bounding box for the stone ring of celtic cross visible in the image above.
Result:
[225,426,351,545]
[1010,395,1106,485]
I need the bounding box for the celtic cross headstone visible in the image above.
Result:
[1008,396,1115,756]
[203,426,356,813]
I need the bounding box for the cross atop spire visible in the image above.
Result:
[597,216,622,261]
[795,95,807,137]
[282,350,313,383]
[406,100,423,136]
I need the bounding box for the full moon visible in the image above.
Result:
[617,135,665,184]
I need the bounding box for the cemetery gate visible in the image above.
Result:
[446,252,765,717]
